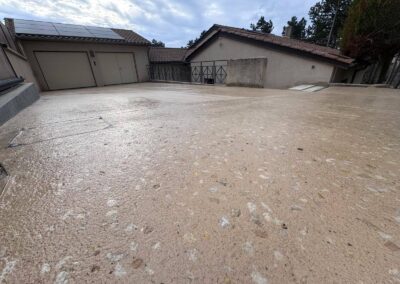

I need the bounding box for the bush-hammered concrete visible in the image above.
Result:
[0,83,399,283]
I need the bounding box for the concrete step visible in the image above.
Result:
[0,83,39,126]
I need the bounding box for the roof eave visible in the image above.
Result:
[15,34,150,46]
[186,30,354,68]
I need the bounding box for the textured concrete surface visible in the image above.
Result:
[0,83,399,283]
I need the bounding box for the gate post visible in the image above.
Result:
[200,62,204,84]
[212,61,216,83]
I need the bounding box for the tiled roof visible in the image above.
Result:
[186,24,354,66]
[149,47,188,63]
[5,18,150,46]
[112,28,150,45]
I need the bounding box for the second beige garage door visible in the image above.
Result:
[96,52,138,86]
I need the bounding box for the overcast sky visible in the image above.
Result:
[0,0,317,47]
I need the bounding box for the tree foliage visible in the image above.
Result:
[341,0,400,60]
[250,16,274,33]
[151,39,165,47]
[282,16,307,39]
[187,30,207,48]
[341,0,400,81]
[307,0,353,47]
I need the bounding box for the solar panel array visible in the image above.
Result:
[13,19,124,40]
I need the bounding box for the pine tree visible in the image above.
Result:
[282,16,307,39]
[250,16,274,34]
[341,0,400,82]
[307,0,353,47]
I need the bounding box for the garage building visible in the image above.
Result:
[5,18,150,91]
[185,24,358,89]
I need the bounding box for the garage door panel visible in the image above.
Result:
[116,53,138,84]
[96,53,121,85]
[97,52,138,86]
[35,51,96,90]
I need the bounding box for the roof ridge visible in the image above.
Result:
[214,23,343,54]
[186,23,354,66]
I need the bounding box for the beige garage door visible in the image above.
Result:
[96,52,138,85]
[35,51,96,90]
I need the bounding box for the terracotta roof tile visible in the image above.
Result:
[186,24,354,66]
[111,28,150,45]
[149,47,188,63]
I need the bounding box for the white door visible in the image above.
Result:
[96,52,138,85]
[35,51,96,90]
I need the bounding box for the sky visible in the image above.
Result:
[0,0,318,47]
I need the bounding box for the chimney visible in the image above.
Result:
[283,26,293,38]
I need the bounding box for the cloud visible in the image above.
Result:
[0,0,317,47]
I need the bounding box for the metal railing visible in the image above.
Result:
[0,77,23,93]
[190,60,227,84]
[149,63,191,82]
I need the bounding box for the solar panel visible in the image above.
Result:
[13,19,124,40]
[86,26,123,39]
[54,23,92,37]
[14,19,59,36]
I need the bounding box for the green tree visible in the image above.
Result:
[151,39,165,47]
[282,16,307,39]
[341,0,400,82]
[186,39,195,48]
[187,30,207,48]
[307,0,353,47]
[250,16,274,33]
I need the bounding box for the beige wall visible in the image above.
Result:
[20,40,149,91]
[4,48,40,90]
[0,47,15,80]
[226,58,268,88]
[190,36,335,89]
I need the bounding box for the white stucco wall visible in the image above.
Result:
[20,40,149,91]
[190,36,335,89]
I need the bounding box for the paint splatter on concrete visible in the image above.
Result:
[0,258,17,283]
[251,271,268,284]
[219,216,230,228]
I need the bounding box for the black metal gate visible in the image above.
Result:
[149,63,191,82]
[191,61,227,84]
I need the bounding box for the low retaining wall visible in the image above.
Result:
[0,83,39,126]
[226,58,268,88]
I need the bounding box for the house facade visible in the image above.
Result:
[3,19,361,91]
[5,19,151,91]
[184,25,358,89]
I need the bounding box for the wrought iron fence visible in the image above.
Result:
[149,63,191,82]
[191,61,227,84]
[386,54,400,89]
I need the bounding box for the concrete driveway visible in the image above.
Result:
[0,83,399,283]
